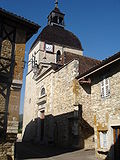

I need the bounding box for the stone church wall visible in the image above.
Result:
[23,59,97,149]
[28,41,83,74]
[22,71,37,140]
[49,60,80,147]
[36,59,95,148]
[25,59,81,147]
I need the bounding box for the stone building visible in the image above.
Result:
[0,8,39,159]
[77,52,120,160]
[23,2,99,148]
[23,2,120,160]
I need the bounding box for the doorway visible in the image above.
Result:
[113,126,120,160]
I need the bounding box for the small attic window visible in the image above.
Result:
[41,87,45,96]
[56,50,61,62]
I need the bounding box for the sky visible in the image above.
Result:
[0,0,120,114]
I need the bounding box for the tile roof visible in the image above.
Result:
[63,52,101,75]
[30,25,83,51]
[77,51,120,79]
[0,8,40,41]
[0,8,39,28]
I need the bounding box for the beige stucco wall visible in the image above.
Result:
[63,47,83,56]
[23,71,37,136]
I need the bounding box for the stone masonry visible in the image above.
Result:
[23,58,95,148]
[77,54,120,160]
[92,63,120,160]
[0,8,39,159]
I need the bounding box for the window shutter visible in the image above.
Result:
[101,77,110,98]
[103,132,107,148]
[99,131,107,149]
[101,80,105,97]
[100,132,103,148]
[105,78,110,97]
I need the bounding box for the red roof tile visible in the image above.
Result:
[63,52,101,75]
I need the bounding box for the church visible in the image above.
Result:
[23,1,120,160]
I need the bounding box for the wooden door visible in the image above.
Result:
[113,127,120,160]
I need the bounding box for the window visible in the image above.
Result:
[59,17,63,25]
[56,50,61,62]
[101,77,110,98]
[53,16,58,24]
[99,131,107,149]
[41,87,45,96]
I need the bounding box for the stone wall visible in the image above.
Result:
[73,79,95,149]
[0,142,14,160]
[23,57,96,149]
[90,63,120,160]
[7,29,26,133]
[23,59,81,147]
[45,60,80,147]
[35,59,79,116]
[0,25,26,159]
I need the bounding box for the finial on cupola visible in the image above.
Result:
[55,0,58,8]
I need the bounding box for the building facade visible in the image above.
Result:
[23,3,120,160]
[0,8,39,159]
[78,52,120,160]
[23,3,99,148]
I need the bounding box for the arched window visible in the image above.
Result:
[41,87,45,96]
[56,50,61,62]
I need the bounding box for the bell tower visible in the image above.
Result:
[48,0,65,27]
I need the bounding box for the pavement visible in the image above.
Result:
[26,149,97,160]
[15,142,97,160]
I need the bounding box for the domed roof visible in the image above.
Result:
[30,25,83,51]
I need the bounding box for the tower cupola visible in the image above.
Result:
[48,0,65,27]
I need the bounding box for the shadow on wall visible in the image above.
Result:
[16,108,94,159]
[22,119,37,142]
[0,43,15,141]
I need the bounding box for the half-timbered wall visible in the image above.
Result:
[0,19,26,160]
[0,21,16,139]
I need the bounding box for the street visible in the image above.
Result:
[15,142,97,160]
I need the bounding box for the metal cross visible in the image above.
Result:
[55,0,58,8]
